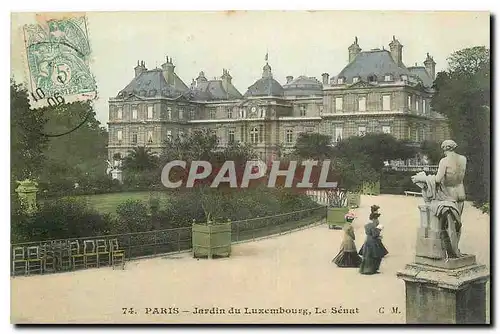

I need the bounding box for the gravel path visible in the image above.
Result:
[11,195,490,324]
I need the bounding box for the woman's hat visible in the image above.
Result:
[344,212,356,221]
[371,205,380,213]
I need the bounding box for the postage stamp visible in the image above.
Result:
[21,12,97,109]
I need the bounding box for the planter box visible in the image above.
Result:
[361,181,380,195]
[192,222,231,259]
[347,192,361,208]
[327,207,349,230]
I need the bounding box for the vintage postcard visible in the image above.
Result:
[10,11,491,325]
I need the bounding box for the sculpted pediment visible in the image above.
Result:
[348,80,373,88]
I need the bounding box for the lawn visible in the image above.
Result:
[73,191,171,215]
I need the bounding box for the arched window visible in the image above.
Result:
[250,127,259,144]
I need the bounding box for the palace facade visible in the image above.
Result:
[107,36,450,163]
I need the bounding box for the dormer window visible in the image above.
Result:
[401,75,408,81]
[337,77,345,84]
[352,77,359,84]
[367,75,377,83]
[384,75,392,82]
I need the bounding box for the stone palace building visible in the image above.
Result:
[107,36,450,164]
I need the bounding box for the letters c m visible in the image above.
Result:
[161,160,186,188]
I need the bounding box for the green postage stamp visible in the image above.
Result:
[22,13,97,109]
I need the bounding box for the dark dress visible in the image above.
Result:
[359,221,388,275]
[332,223,362,268]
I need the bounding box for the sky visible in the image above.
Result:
[11,11,490,126]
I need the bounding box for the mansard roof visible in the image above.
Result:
[116,69,189,99]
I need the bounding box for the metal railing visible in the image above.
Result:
[11,206,327,272]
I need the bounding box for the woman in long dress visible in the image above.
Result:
[332,212,362,268]
[359,212,389,275]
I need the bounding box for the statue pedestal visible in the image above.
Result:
[398,204,490,324]
[397,260,489,324]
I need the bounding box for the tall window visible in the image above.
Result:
[407,95,412,110]
[250,127,259,144]
[132,108,138,119]
[209,109,216,119]
[382,126,391,134]
[117,108,123,120]
[227,108,233,119]
[240,125,244,142]
[190,109,196,120]
[260,107,266,118]
[358,96,367,112]
[228,129,235,143]
[299,105,307,116]
[285,129,293,144]
[422,99,426,114]
[382,95,391,111]
[132,133,138,144]
[358,126,366,137]
[415,128,420,141]
[117,130,123,141]
[179,109,184,120]
[415,97,420,112]
[167,107,172,120]
[259,124,264,142]
[147,106,153,119]
[166,130,172,141]
[335,127,343,142]
[147,131,153,144]
[335,97,343,112]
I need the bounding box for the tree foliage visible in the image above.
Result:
[10,80,48,186]
[292,133,334,161]
[432,46,490,204]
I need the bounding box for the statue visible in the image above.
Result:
[15,179,39,215]
[411,140,467,259]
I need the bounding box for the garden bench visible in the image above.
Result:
[404,191,422,197]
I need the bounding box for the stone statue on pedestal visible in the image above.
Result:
[397,139,489,324]
[410,139,466,260]
[15,179,39,215]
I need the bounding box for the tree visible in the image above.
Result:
[420,140,442,165]
[432,46,490,205]
[122,146,159,172]
[292,133,334,161]
[38,100,109,194]
[10,80,48,186]
[334,133,416,172]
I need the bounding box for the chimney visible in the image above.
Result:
[161,56,176,84]
[424,53,436,80]
[134,60,146,78]
[389,35,404,67]
[348,36,361,63]
[286,76,294,84]
[221,69,232,96]
[321,73,329,85]
[196,71,207,86]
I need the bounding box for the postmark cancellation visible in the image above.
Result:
[21,12,97,109]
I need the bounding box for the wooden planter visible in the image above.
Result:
[361,181,381,195]
[347,192,361,208]
[327,207,349,230]
[192,222,232,259]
